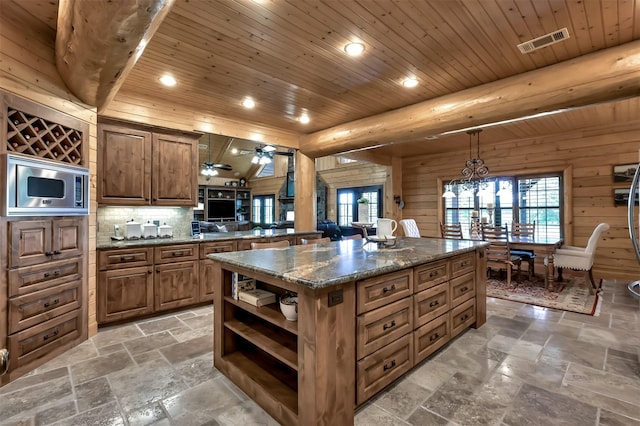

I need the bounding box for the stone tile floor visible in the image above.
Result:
[1,278,638,425]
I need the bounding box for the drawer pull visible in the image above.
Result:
[43,329,59,341]
[430,333,440,342]
[460,314,469,321]
[172,251,185,257]
[120,255,135,262]
[382,284,397,293]
[383,320,396,330]
[460,286,468,293]
[43,270,60,278]
[429,300,439,308]
[43,298,60,308]
[460,261,470,267]
[383,360,397,371]
[429,271,438,278]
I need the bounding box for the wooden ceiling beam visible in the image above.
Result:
[300,41,640,158]
[55,0,176,112]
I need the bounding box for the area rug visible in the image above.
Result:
[486,274,602,316]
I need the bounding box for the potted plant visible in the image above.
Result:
[357,196,369,221]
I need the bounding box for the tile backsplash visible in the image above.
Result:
[97,206,194,239]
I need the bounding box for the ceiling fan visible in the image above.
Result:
[201,135,232,177]
[251,145,293,165]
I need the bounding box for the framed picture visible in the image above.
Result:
[286,171,295,197]
[614,188,639,206]
[613,163,638,182]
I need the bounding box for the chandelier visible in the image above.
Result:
[442,129,492,198]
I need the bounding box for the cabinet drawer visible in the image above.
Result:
[414,283,450,329]
[98,248,152,270]
[357,298,412,359]
[414,260,449,293]
[8,310,81,372]
[450,272,475,307]
[154,244,198,264]
[357,333,413,405]
[9,280,81,334]
[414,313,450,364]
[357,270,413,314]
[450,253,475,278]
[8,257,82,297]
[450,298,476,338]
[200,240,237,258]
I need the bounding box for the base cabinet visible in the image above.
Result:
[98,266,154,324]
[3,217,87,386]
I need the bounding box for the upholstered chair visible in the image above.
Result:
[553,223,609,294]
[399,219,421,238]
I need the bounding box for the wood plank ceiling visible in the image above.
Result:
[13,0,640,162]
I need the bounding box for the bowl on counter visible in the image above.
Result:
[279,293,298,321]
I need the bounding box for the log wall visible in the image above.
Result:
[402,120,640,282]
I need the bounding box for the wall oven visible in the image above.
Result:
[5,154,89,216]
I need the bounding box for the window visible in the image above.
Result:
[337,185,382,226]
[252,195,275,226]
[256,161,274,178]
[444,174,562,239]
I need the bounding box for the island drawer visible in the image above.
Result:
[414,260,449,292]
[357,298,412,359]
[450,253,474,278]
[450,271,475,307]
[414,313,450,364]
[357,270,413,314]
[8,257,82,297]
[357,333,413,405]
[450,298,476,338]
[99,247,152,270]
[237,238,262,251]
[200,240,237,258]
[9,279,82,334]
[154,244,198,264]
[413,282,450,329]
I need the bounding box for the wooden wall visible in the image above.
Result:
[317,157,392,222]
[0,5,99,334]
[401,120,640,282]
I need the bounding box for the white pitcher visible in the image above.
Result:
[377,218,397,238]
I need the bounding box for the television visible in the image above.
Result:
[207,199,236,219]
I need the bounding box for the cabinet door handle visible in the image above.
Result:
[383,320,396,330]
[156,269,161,273]
[43,298,60,308]
[43,329,59,341]
[53,250,61,255]
[45,251,53,256]
[382,284,396,293]
[383,359,396,371]
[148,269,153,274]
[429,300,439,308]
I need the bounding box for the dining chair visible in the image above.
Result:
[342,234,363,240]
[440,222,463,239]
[553,222,609,294]
[300,237,331,245]
[399,219,421,238]
[470,221,483,240]
[482,225,522,287]
[510,221,536,280]
[250,240,290,250]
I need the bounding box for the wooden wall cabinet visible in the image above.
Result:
[97,121,198,206]
[3,217,87,385]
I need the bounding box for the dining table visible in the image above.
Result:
[506,235,564,291]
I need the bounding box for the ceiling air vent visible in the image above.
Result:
[517,28,569,54]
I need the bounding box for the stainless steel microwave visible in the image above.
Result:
[5,154,89,216]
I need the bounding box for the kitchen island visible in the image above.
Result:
[209,237,488,425]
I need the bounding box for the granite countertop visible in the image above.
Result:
[96,228,321,249]
[208,237,489,289]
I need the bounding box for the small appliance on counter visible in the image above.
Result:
[125,219,142,240]
[158,223,173,238]
[111,224,124,241]
[142,221,158,239]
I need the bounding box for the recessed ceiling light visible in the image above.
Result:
[402,78,418,88]
[242,98,255,109]
[344,42,365,56]
[299,113,310,124]
[231,148,238,154]
[159,74,176,87]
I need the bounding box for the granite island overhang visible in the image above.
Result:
[209,237,489,425]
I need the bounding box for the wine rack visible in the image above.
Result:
[6,108,84,165]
